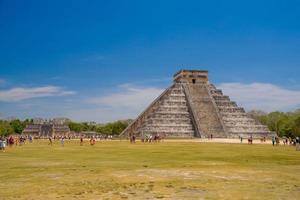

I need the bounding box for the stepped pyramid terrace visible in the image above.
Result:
[120,70,272,138]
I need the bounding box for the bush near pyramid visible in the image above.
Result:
[120,70,272,138]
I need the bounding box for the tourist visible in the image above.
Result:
[29,135,33,143]
[283,137,288,145]
[19,136,26,145]
[130,135,136,143]
[272,136,275,146]
[48,136,52,145]
[141,135,145,143]
[80,136,83,146]
[248,136,253,144]
[8,136,14,147]
[0,137,6,152]
[289,137,292,145]
[275,136,280,145]
[296,137,300,151]
[60,136,65,146]
[15,136,19,146]
[0,138,3,151]
[90,136,95,146]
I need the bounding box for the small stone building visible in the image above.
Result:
[23,119,70,137]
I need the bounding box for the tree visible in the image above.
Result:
[10,119,25,134]
[68,122,84,132]
[0,121,14,136]
[249,109,300,138]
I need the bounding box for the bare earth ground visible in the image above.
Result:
[0,139,299,200]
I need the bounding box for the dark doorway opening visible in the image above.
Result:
[192,79,196,84]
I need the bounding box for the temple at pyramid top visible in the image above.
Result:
[173,69,209,84]
[120,69,272,138]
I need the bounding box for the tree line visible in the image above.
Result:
[0,118,132,137]
[248,108,300,138]
[0,119,33,137]
[67,120,133,135]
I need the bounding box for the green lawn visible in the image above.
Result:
[0,140,299,200]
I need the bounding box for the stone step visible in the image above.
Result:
[215,101,237,107]
[161,99,187,103]
[229,130,271,134]
[169,93,185,97]
[143,123,194,127]
[158,102,187,107]
[146,119,192,124]
[210,89,223,95]
[139,131,195,137]
[218,107,245,113]
[224,122,258,127]
[222,117,255,122]
[221,113,248,117]
[226,124,268,128]
[149,113,191,119]
[142,128,195,133]
[213,96,230,101]
[154,109,190,114]
[155,105,188,109]
[228,127,270,132]
[154,107,189,113]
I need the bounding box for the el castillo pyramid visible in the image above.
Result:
[121,70,271,138]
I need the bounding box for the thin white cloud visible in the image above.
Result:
[0,86,76,102]
[87,84,164,110]
[217,82,300,112]
[85,84,164,121]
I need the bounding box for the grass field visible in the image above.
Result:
[0,140,299,200]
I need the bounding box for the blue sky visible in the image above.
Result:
[0,0,300,122]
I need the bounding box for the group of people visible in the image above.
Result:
[271,136,299,146]
[47,135,98,146]
[1,133,300,151]
[237,135,300,147]
[0,135,34,152]
[129,134,163,143]
[138,134,163,143]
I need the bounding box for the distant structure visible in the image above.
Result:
[120,70,271,138]
[22,118,70,137]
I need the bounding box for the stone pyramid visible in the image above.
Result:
[120,70,271,138]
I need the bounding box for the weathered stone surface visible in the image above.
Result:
[23,121,70,137]
[120,70,272,138]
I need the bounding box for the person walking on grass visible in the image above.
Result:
[0,137,6,152]
[296,137,300,151]
[272,136,275,146]
[48,136,53,145]
[60,136,65,147]
[80,136,83,146]
[90,136,95,146]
